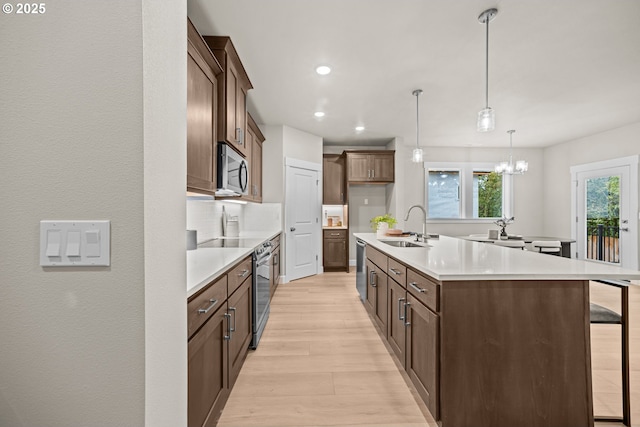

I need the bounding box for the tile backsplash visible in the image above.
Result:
[186,196,282,242]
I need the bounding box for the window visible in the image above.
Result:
[426,162,507,221]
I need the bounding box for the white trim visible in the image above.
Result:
[285,157,322,171]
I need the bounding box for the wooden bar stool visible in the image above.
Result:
[591,279,631,427]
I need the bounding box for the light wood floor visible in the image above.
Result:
[218,270,639,427]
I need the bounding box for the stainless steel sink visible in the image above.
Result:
[379,240,424,248]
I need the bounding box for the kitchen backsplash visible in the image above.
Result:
[186,196,282,242]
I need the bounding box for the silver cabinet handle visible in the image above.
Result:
[369,270,376,287]
[224,313,231,340]
[229,307,236,334]
[620,227,629,232]
[237,269,249,278]
[367,170,371,179]
[236,128,243,146]
[198,299,218,315]
[290,227,296,232]
[403,302,411,326]
[330,233,341,236]
[389,268,401,276]
[409,282,426,294]
[398,297,406,321]
[372,169,375,178]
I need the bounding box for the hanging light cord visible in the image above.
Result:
[485,16,489,109]
[416,90,420,149]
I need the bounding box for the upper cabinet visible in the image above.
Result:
[323,154,345,204]
[246,113,265,203]
[186,19,223,195]
[346,150,395,183]
[204,36,253,158]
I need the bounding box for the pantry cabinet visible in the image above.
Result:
[186,19,223,195]
[204,36,253,158]
[322,154,345,204]
[346,151,394,183]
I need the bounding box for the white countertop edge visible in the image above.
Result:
[187,229,282,298]
[354,232,640,283]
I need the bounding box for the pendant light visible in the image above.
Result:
[495,130,528,175]
[412,89,423,163]
[477,8,498,132]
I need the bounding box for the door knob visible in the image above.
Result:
[290,227,296,232]
[620,227,629,232]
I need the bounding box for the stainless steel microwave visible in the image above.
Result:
[216,143,249,196]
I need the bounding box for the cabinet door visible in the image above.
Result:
[235,78,248,157]
[365,259,377,315]
[251,135,262,202]
[373,266,388,335]
[186,45,216,193]
[227,279,252,388]
[387,279,407,368]
[323,237,347,268]
[347,153,371,182]
[323,155,345,204]
[188,305,229,427]
[371,153,394,182]
[270,245,280,299]
[406,293,439,420]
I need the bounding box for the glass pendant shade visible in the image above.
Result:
[412,147,424,163]
[477,107,495,132]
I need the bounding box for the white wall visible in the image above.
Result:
[0,2,186,426]
[262,125,285,203]
[542,121,640,239]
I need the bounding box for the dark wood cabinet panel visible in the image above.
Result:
[188,304,229,427]
[187,19,222,195]
[406,293,439,421]
[323,154,345,204]
[270,244,281,299]
[387,278,407,368]
[204,36,253,158]
[346,151,395,183]
[247,114,264,202]
[365,259,388,335]
[322,230,348,271]
[228,279,252,388]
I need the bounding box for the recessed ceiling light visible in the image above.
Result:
[314,111,325,118]
[315,65,331,75]
[355,126,365,131]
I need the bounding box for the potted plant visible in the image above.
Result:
[371,214,397,237]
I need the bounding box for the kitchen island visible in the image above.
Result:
[354,232,639,427]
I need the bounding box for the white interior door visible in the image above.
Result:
[572,156,638,270]
[285,161,320,282]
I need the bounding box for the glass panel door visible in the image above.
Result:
[585,175,620,263]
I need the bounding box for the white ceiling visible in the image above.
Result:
[187,0,640,148]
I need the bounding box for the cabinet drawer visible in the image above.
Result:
[406,269,439,312]
[367,245,388,271]
[228,256,252,296]
[324,229,347,240]
[387,258,407,287]
[188,275,228,338]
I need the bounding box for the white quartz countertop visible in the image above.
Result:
[354,233,640,282]
[187,230,281,297]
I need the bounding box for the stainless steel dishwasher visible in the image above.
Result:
[355,238,366,301]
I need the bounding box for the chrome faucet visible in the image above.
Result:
[405,205,428,242]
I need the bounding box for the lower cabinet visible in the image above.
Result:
[365,259,388,335]
[322,229,348,271]
[270,234,281,300]
[387,278,407,368]
[405,292,439,420]
[187,255,253,427]
[227,279,252,388]
[188,304,229,427]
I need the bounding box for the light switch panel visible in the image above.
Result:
[40,220,110,267]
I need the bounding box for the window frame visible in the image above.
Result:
[424,161,513,223]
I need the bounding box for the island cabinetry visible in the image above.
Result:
[323,229,348,271]
[365,258,388,335]
[204,36,253,158]
[386,278,407,368]
[227,278,252,388]
[323,154,345,204]
[187,19,223,195]
[346,151,394,183]
[270,234,281,299]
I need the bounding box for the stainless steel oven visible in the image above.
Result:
[251,241,272,348]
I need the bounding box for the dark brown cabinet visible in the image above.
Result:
[387,278,406,368]
[187,19,223,195]
[270,234,281,300]
[322,229,348,271]
[346,151,394,183]
[365,259,388,335]
[227,279,252,388]
[204,36,253,158]
[247,114,264,202]
[322,154,345,204]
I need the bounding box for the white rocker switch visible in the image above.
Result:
[85,229,101,257]
[45,229,61,257]
[66,230,81,257]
